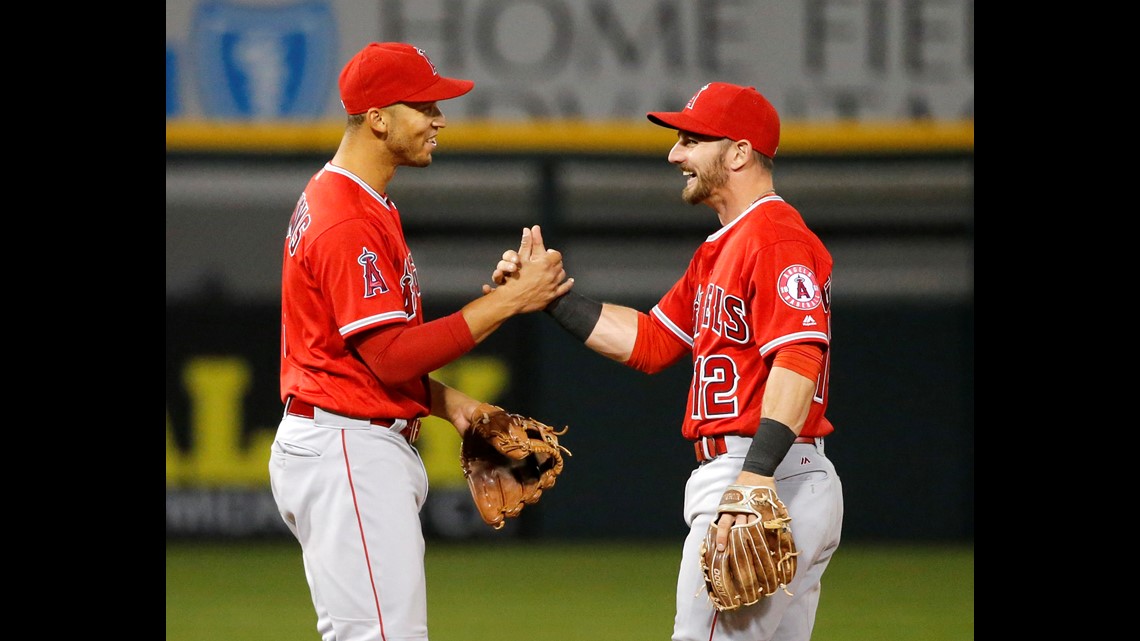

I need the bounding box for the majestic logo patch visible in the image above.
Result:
[777,265,822,310]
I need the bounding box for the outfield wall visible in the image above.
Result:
[165,295,973,542]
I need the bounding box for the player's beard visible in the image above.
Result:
[682,158,729,205]
[391,130,434,168]
[399,142,433,167]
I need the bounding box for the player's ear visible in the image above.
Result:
[728,140,752,170]
[367,107,388,134]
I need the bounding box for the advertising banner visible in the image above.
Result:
[166,0,974,153]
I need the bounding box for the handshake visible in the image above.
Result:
[480,225,572,307]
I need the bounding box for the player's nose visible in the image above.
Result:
[667,141,686,164]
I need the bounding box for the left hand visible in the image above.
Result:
[713,471,777,551]
[701,482,798,611]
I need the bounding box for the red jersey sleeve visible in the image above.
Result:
[650,250,701,348]
[749,238,831,357]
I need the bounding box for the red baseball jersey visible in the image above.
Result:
[280,163,429,419]
[651,195,834,441]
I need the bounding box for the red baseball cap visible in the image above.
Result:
[338,42,475,114]
[647,82,780,158]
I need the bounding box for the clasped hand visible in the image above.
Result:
[481,225,573,312]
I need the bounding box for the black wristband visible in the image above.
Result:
[741,417,797,477]
[544,291,603,343]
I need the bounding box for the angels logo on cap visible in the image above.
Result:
[685,83,712,110]
[412,46,438,75]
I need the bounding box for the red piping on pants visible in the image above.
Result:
[343,430,387,641]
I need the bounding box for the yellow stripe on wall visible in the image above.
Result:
[165,119,973,155]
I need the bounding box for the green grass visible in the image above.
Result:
[166,540,973,641]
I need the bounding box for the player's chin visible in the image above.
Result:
[682,184,707,205]
[406,151,434,168]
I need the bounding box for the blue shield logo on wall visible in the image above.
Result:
[191,1,337,119]
[167,46,180,117]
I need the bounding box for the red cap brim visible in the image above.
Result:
[402,76,475,103]
[646,111,727,139]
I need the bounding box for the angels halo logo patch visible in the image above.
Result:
[777,265,822,310]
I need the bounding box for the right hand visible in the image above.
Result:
[482,225,573,312]
[481,225,538,294]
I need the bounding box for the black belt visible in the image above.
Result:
[285,397,421,444]
[693,434,819,463]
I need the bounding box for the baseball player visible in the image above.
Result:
[490,83,844,640]
[269,42,572,641]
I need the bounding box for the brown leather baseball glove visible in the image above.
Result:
[460,403,571,530]
[699,484,799,611]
